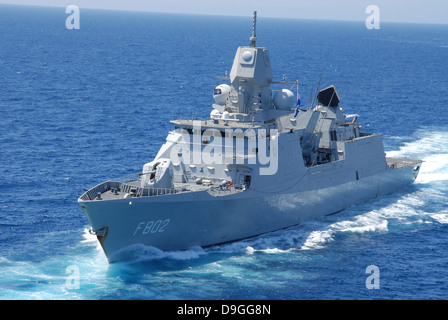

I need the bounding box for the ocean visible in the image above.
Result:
[1,4,448,300]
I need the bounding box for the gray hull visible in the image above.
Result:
[80,158,420,262]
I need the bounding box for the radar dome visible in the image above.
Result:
[274,89,295,110]
[213,84,231,105]
[210,109,221,119]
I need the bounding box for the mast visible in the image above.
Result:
[250,11,257,47]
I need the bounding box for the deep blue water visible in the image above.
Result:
[1,5,448,300]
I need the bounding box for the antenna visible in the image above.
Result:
[250,11,257,47]
[311,52,330,108]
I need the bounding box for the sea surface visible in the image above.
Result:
[1,5,448,300]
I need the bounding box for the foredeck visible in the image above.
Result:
[78,176,243,202]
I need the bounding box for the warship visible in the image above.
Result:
[79,12,422,262]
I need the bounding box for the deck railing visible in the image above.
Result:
[79,181,121,201]
[79,174,180,201]
[120,183,179,197]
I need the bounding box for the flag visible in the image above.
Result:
[294,89,301,117]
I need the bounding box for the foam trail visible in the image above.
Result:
[109,244,208,263]
[80,227,104,253]
[300,214,389,250]
[80,227,97,244]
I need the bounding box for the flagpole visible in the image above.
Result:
[294,79,300,117]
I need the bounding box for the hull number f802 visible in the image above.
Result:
[133,219,170,236]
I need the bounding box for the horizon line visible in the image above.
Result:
[1,3,447,26]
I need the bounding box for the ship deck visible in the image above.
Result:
[79,178,242,202]
[79,158,422,202]
[386,157,422,169]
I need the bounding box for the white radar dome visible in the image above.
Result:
[210,109,221,119]
[213,84,231,105]
[274,89,296,110]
